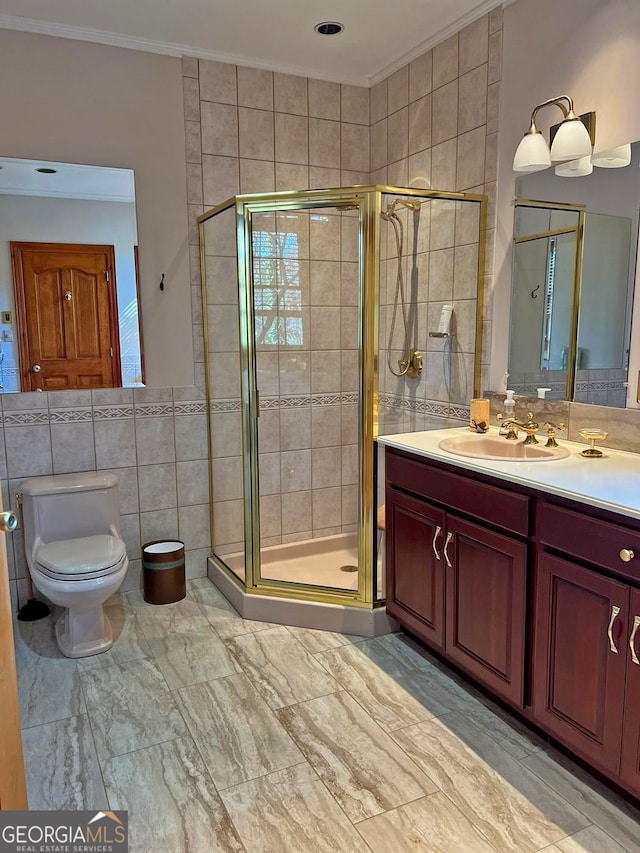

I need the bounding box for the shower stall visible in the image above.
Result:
[199,185,486,629]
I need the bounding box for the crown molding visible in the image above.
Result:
[367,0,505,86]
[0,13,370,86]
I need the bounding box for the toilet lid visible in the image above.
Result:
[36,534,126,578]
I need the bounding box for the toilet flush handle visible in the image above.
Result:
[0,511,18,533]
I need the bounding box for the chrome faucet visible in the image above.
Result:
[496,411,540,444]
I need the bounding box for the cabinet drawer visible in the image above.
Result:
[386,450,529,537]
[538,502,640,582]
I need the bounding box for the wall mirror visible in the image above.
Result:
[0,157,144,392]
[508,141,639,407]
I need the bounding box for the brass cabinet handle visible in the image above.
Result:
[443,532,453,568]
[620,549,635,562]
[629,615,640,665]
[432,525,442,561]
[608,605,621,653]
[0,511,18,533]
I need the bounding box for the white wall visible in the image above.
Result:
[0,29,192,388]
[491,0,640,391]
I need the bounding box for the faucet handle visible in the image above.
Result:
[543,421,565,448]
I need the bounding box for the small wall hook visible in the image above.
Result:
[159,273,165,292]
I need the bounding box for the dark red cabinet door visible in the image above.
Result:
[533,552,629,774]
[444,515,527,707]
[386,487,446,650]
[621,588,640,795]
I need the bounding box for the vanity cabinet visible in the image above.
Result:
[383,442,640,801]
[533,502,640,785]
[385,449,528,706]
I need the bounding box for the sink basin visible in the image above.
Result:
[438,434,571,462]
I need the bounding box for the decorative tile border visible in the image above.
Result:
[174,401,207,415]
[3,410,50,427]
[380,393,469,422]
[92,405,135,421]
[49,408,94,423]
[134,402,175,417]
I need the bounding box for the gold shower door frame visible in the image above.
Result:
[199,186,487,608]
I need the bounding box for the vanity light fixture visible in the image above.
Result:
[555,155,593,178]
[513,95,595,173]
[591,143,632,168]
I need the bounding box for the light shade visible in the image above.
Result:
[513,132,551,172]
[591,143,631,168]
[550,118,593,162]
[555,156,593,177]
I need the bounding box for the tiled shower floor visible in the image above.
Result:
[14,579,640,853]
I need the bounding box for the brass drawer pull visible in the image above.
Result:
[443,532,453,568]
[608,605,621,653]
[619,548,635,562]
[432,525,442,561]
[630,615,640,665]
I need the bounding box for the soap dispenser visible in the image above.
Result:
[499,390,516,435]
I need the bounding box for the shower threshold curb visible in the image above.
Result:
[207,557,398,638]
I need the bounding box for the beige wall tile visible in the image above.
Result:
[312,446,341,488]
[408,149,432,189]
[409,95,432,154]
[341,123,369,172]
[274,73,308,115]
[238,107,275,160]
[185,120,202,164]
[310,215,340,260]
[310,307,341,350]
[312,486,342,529]
[276,162,309,191]
[240,158,275,193]
[280,449,311,492]
[370,119,388,172]
[456,126,486,190]
[310,260,341,305]
[431,138,457,189]
[275,112,309,164]
[183,76,200,121]
[341,84,369,125]
[433,33,458,88]
[311,350,341,392]
[388,106,409,164]
[387,66,409,114]
[199,59,237,104]
[202,154,239,205]
[431,80,458,145]
[487,81,500,134]
[409,51,433,102]
[370,79,388,124]
[201,102,238,156]
[458,16,489,75]
[280,407,311,451]
[308,78,340,120]
[309,166,340,189]
[281,490,312,534]
[458,65,487,134]
[488,30,503,85]
[237,66,273,109]
[309,118,340,168]
[311,406,341,448]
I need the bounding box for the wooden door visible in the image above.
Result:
[445,515,527,706]
[533,552,628,774]
[621,587,640,795]
[11,242,121,391]
[0,501,27,809]
[385,487,446,650]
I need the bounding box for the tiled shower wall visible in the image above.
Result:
[184,58,370,551]
[372,9,502,429]
[2,387,210,612]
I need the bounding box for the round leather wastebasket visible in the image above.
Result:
[142,540,186,604]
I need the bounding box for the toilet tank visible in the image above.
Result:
[21,472,121,545]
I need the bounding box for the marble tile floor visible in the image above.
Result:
[14,578,640,853]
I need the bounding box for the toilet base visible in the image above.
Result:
[55,608,114,658]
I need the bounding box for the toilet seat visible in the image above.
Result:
[35,534,126,581]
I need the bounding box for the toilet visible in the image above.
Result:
[20,472,129,658]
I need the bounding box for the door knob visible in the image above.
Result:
[32,364,41,373]
[0,511,18,533]
[620,548,635,562]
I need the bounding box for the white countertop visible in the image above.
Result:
[379,427,640,521]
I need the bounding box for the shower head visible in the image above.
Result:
[381,198,421,219]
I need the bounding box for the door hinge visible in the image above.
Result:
[109,347,114,357]
[104,270,110,282]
